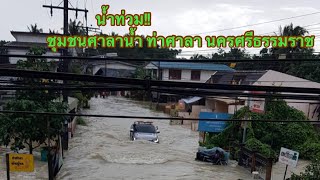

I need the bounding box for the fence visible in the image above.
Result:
[230,142,273,180]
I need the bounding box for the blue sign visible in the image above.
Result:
[198,112,231,133]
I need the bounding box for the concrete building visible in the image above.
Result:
[144,61,235,103]
[205,70,320,121]
[4,31,61,64]
[144,61,235,83]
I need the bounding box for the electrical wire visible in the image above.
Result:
[1,68,320,95]
[1,54,320,63]
[0,110,319,123]
[188,12,320,36]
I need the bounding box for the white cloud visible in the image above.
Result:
[174,4,264,36]
[280,7,319,13]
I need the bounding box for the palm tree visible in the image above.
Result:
[271,23,309,56]
[49,29,58,34]
[109,31,118,36]
[270,23,312,72]
[27,24,43,33]
[68,19,85,35]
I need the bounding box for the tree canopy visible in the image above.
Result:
[203,100,320,160]
[0,46,68,154]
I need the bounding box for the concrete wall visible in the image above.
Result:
[14,33,48,43]
[228,105,245,114]
[162,69,216,83]
[205,98,229,113]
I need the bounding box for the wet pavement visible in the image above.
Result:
[57,97,252,180]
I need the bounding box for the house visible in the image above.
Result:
[87,56,138,96]
[144,61,235,103]
[92,61,137,78]
[205,70,320,121]
[4,31,61,65]
[144,61,235,82]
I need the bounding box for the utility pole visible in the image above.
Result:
[242,96,251,143]
[43,1,89,103]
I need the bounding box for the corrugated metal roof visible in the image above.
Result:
[96,68,135,78]
[210,70,267,85]
[150,61,235,71]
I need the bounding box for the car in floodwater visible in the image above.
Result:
[130,121,160,143]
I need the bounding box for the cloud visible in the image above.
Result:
[174,4,264,36]
[280,7,319,13]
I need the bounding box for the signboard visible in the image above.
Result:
[9,154,34,172]
[249,91,265,114]
[198,112,231,133]
[278,147,299,167]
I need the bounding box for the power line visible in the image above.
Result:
[188,12,320,36]
[0,110,318,123]
[1,68,320,95]
[258,23,320,36]
[1,54,320,63]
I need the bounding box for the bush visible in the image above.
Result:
[76,117,87,126]
[290,159,320,179]
[245,138,276,158]
[298,142,320,160]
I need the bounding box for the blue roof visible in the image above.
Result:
[150,61,234,71]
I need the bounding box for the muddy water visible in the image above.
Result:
[57,97,251,180]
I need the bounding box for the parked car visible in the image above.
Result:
[130,121,160,143]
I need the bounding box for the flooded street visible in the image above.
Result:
[57,97,251,180]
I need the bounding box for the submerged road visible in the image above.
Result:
[57,96,251,180]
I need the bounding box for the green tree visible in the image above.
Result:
[0,40,9,64]
[68,19,85,35]
[0,47,68,154]
[290,159,320,179]
[203,100,320,159]
[49,29,59,34]
[27,23,43,33]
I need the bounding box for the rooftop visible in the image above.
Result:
[149,61,235,71]
[11,31,61,36]
[5,41,48,48]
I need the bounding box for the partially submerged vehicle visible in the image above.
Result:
[195,147,229,165]
[130,121,160,143]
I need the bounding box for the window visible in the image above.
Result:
[169,69,181,80]
[191,70,201,81]
[135,125,156,133]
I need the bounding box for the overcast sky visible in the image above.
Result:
[1,0,320,57]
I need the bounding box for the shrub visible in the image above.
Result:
[76,117,87,126]
[298,142,320,160]
[245,138,276,158]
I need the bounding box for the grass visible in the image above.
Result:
[76,117,87,126]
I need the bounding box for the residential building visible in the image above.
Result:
[144,61,235,103]
[4,31,61,65]
[205,70,320,121]
[87,55,138,96]
[144,61,235,82]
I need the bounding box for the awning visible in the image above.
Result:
[207,96,244,105]
[181,96,202,104]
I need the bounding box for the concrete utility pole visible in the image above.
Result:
[43,1,89,103]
